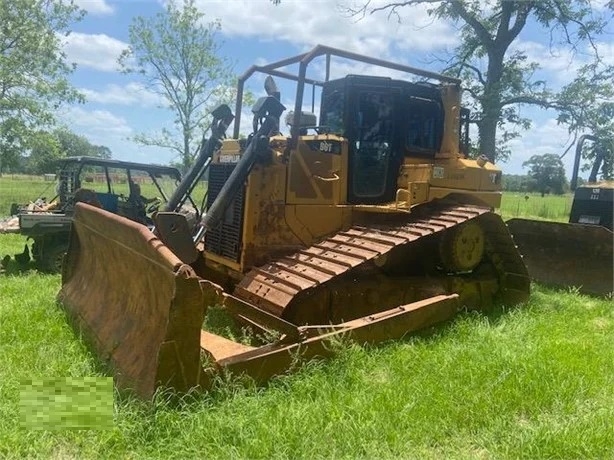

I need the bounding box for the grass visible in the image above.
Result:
[499,193,573,222]
[1,176,612,458]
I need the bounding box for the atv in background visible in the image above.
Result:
[1,156,184,273]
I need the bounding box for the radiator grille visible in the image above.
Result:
[204,163,245,262]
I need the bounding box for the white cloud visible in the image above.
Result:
[62,32,128,72]
[504,117,578,175]
[56,106,182,164]
[513,40,578,74]
[591,0,612,10]
[74,0,114,15]
[59,106,147,161]
[596,41,614,65]
[62,106,133,138]
[81,83,165,107]
[511,39,614,86]
[194,0,458,58]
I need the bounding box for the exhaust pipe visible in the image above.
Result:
[199,96,285,236]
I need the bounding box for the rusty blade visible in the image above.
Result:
[507,218,613,296]
[58,203,205,399]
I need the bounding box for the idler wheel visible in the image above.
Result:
[439,221,485,272]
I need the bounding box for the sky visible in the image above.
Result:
[60,0,614,177]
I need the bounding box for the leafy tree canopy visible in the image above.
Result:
[557,63,614,178]
[0,0,85,173]
[6,128,113,175]
[502,173,530,192]
[523,153,568,195]
[119,0,236,170]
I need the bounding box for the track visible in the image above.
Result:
[234,202,530,324]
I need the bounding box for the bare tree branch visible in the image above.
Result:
[500,95,560,109]
[448,0,493,50]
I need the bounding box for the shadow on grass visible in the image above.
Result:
[0,255,39,276]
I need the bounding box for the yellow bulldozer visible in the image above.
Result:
[508,134,613,296]
[58,45,530,399]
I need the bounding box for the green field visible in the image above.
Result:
[1,175,612,459]
[0,175,59,215]
[500,193,573,222]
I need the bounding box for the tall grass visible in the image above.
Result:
[499,193,572,222]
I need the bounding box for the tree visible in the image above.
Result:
[502,173,530,192]
[27,128,113,174]
[119,0,235,170]
[343,1,608,162]
[557,63,614,179]
[0,0,84,174]
[523,153,568,196]
[25,131,62,174]
[55,128,112,159]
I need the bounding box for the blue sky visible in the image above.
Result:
[61,0,613,176]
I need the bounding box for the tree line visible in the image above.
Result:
[503,156,567,196]
[3,128,111,175]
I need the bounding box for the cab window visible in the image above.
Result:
[320,89,345,135]
[405,96,443,154]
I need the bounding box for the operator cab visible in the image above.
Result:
[319,76,445,204]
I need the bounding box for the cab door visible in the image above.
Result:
[347,87,400,204]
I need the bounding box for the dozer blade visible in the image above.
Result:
[58,203,465,399]
[507,218,613,296]
[59,203,206,398]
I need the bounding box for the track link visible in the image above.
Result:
[234,203,529,321]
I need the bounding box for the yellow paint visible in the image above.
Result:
[286,136,347,205]
[205,80,505,273]
[428,187,501,209]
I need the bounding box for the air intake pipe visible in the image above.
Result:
[196,95,286,241]
[163,104,235,213]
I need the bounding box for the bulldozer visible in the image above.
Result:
[507,135,613,296]
[58,45,530,399]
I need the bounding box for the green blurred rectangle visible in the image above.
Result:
[20,377,113,430]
